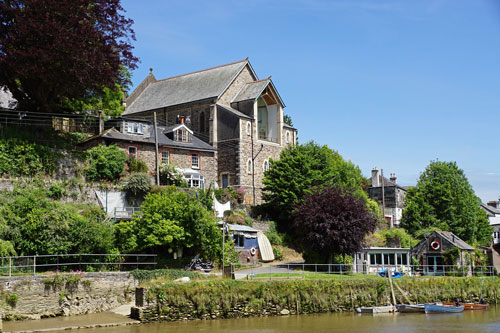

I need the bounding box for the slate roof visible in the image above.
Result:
[124,59,249,115]
[481,203,500,216]
[434,231,474,251]
[369,175,407,190]
[82,126,216,152]
[232,79,270,103]
[216,104,252,119]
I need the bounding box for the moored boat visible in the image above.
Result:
[424,303,464,314]
[356,305,395,313]
[396,304,425,313]
[442,302,489,310]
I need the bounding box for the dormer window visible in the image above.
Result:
[125,121,144,135]
[174,129,190,142]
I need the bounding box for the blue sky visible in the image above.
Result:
[121,0,500,202]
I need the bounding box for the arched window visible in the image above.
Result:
[286,131,290,143]
[263,160,269,172]
[247,159,252,174]
[246,122,251,136]
[199,112,205,133]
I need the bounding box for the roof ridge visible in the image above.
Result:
[246,78,271,84]
[154,59,248,83]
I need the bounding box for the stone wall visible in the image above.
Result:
[218,65,255,106]
[0,272,137,320]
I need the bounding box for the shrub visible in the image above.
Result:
[6,293,18,308]
[48,183,65,200]
[264,221,283,246]
[273,247,283,261]
[124,173,152,199]
[159,163,187,186]
[84,144,127,181]
[127,155,148,173]
[0,138,60,176]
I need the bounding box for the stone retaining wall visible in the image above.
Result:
[130,277,500,323]
[0,272,137,320]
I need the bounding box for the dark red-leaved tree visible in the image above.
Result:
[0,0,138,112]
[294,186,377,262]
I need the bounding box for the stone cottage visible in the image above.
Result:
[368,167,407,227]
[79,117,217,188]
[122,58,297,204]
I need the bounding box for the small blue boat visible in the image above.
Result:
[424,303,464,314]
[378,269,403,279]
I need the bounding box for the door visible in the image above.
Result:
[427,256,444,275]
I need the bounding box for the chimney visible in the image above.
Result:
[390,173,397,184]
[179,116,185,124]
[371,167,380,187]
[487,201,499,209]
[98,111,104,134]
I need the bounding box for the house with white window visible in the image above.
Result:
[122,58,297,204]
[78,116,217,189]
[355,247,412,275]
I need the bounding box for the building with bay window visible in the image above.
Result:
[78,117,217,189]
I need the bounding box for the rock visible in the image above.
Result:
[174,277,191,283]
[280,309,290,316]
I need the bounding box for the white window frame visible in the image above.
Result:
[221,173,229,188]
[246,122,251,136]
[286,131,290,143]
[191,153,200,169]
[247,159,252,174]
[161,150,170,164]
[128,146,137,158]
[263,160,269,172]
[184,174,204,189]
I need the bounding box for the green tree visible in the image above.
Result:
[262,141,375,231]
[0,186,115,255]
[85,144,127,182]
[401,160,491,245]
[115,187,223,261]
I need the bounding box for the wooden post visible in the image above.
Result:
[388,268,396,305]
[153,112,160,186]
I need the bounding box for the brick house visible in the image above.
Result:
[79,117,217,188]
[122,59,297,204]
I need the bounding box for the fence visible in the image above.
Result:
[0,254,157,277]
[232,263,497,280]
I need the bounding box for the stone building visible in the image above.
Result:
[123,59,297,204]
[368,167,407,227]
[79,117,217,189]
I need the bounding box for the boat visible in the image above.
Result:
[442,302,489,310]
[424,303,464,314]
[378,269,403,279]
[396,304,425,313]
[356,305,395,313]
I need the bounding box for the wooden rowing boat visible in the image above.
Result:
[396,304,425,313]
[356,305,395,313]
[424,303,464,314]
[442,302,489,310]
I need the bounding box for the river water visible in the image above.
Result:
[32,307,500,333]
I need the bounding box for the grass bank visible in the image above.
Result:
[134,276,500,322]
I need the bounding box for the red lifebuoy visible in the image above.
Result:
[250,247,256,256]
[431,240,440,250]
